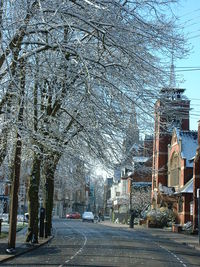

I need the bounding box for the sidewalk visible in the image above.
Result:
[100,220,200,253]
[0,223,53,263]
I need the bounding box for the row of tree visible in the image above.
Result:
[0,0,186,248]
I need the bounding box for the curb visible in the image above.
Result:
[187,243,200,252]
[0,235,54,264]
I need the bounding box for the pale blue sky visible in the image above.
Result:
[174,0,200,130]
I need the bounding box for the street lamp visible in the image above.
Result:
[129,178,133,211]
[129,178,135,229]
[44,181,48,238]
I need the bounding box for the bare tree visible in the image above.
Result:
[0,0,187,243]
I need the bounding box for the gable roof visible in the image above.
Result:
[176,129,198,167]
[175,177,193,194]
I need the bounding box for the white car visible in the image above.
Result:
[82,211,94,222]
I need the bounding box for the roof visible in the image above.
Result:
[132,182,152,188]
[132,156,149,163]
[175,178,193,194]
[176,129,198,167]
[160,88,185,93]
[159,183,175,195]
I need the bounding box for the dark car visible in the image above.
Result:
[66,212,81,219]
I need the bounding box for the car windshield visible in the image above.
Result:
[84,212,92,215]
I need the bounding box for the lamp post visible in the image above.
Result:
[44,181,48,238]
[129,178,133,211]
[129,179,134,228]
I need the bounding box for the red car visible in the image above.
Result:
[66,212,81,219]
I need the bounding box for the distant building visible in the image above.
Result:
[103,177,113,216]
[110,177,130,223]
[108,135,153,223]
[54,158,87,217]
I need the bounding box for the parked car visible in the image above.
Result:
[17,214,24,222]
[24,212,29,222]
[66,212,81,219]
[82,211,94,222]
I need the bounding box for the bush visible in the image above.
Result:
[146,208,176,228]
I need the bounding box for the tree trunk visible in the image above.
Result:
[26,64,41,242]
[26,154,41,243]
[7,134,22,249]
[43,153,60,237]
[0,126,8,166]
[8,58,25,249]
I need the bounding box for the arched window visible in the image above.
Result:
[170,152,179,186]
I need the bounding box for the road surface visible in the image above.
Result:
[1,218,200,266]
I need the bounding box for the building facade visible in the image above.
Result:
[152,87,190,208]
[152,86,200,228]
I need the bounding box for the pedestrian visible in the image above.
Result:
[98,211,102,222]
[129,210,135,228]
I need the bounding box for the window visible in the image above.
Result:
[178,197,183,213]
[170,153,179,186]
[190,202,193,216]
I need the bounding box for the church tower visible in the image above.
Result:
[122,106,140,172]
[123,108,139,156]
[152,60,190,207]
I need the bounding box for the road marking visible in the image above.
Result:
[159,244,187,267]
[58,222,87,267]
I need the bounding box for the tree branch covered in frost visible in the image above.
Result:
[131,186,151,215]
[0,0,187,184]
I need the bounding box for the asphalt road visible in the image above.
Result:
[1,218,200,267]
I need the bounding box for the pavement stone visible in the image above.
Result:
[100,220,200,253]
[0,223,53,264]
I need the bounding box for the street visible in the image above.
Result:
[1,218,200,267]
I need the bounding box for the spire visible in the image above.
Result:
[169,48,176,88]
[169,50,176,88]
[123,105,139,157]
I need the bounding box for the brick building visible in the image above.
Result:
[152,86,200,228]
[152,87,190,208]
[168,129,197,225]
[193,121,200,231]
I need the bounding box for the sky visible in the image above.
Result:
[173,0,200,130]
[95,0,200,179]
